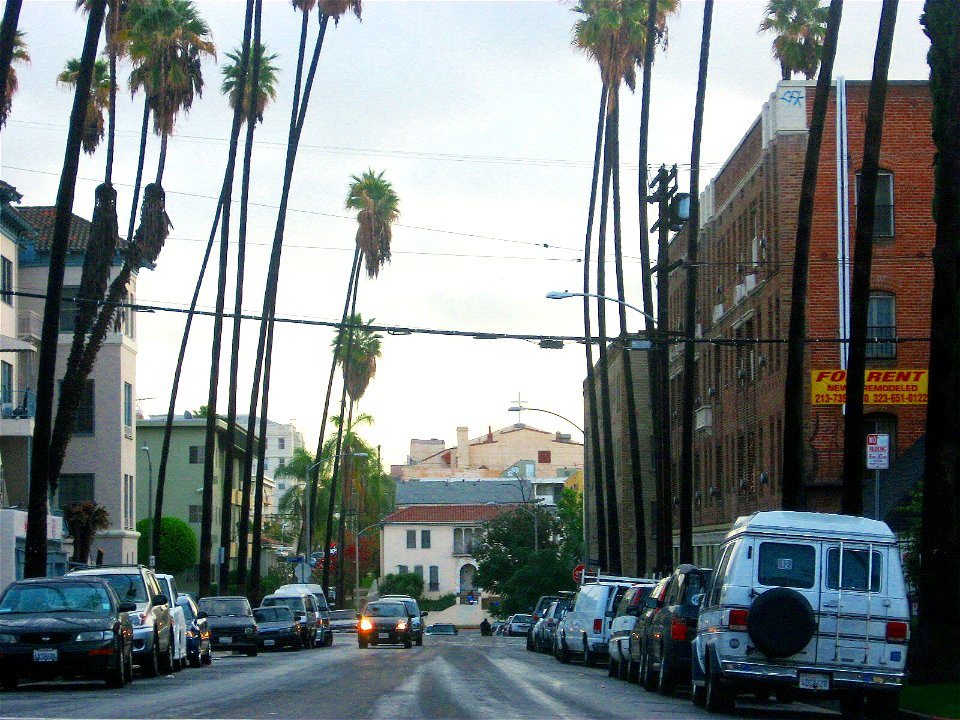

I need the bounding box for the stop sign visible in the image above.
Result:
[573,563,585,585]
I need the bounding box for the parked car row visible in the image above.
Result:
[524,511,912,720]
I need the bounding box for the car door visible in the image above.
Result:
[609,588,637,660]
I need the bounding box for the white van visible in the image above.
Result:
[691,511,909,718]
[555,576,644,665]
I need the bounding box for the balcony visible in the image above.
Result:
[17,311,42,343]
[452,543,475,557]
[1,389,36,437]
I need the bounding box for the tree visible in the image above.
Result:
[379,572,424,600]
[57,58,111,154]
[64,501,110,565]
[913,0,960,683]
[221,41,278,125]
[136,517,197,574]
[781,0,843,512]
[759,0,830,80]
[1,29,27,128]
[556,488,585,562]
[332,314,382,407]
[0,0,24,129]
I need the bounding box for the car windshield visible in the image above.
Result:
[91,574,148,603]
[178,600,196,622]
[432,624,455,634]
[264,597,304,613]
[330,610,356,621]
[0,583,112,614]
[366,604,405,617]
[512,614,532,623]
[255,607,293,622]
[199,598,251,616]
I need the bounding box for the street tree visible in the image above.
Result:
[65,501,110,565]
[136,517,197,574]
[57,57,111,154]
[1,29,28,127]
[759,0,830,80]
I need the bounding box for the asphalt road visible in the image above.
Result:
[0,633,840,720]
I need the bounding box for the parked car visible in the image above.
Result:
[633,565,709,693]
[66,564,174,677]
[691,511,910,719]
[154,573,187,671]
[328,609,358,633]
[379,595,428,646]
[197,596,258,656]
[357,601,413,649]
[507,613,533,637]
[491,621,506,636]
[254,607,302,651]
[274,584,332,646]
[425,623,458,636]
[555,576,638,665]
[527,594,564,651]
[175,594,210,667]
[607,580,657,679]
[261,592,318,649]
[532,598,570,653]
[0,576,135,689]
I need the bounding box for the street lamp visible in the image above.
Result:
[546,290,658,326]
[302,452,368,584]
[507,405,584,434]
[354,521,380,611]
[140,443,154,567]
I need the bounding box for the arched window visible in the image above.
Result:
[867,292,896,359]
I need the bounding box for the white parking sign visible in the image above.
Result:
[866,433,890,470]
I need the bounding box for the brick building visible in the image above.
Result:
[665,80,934,565]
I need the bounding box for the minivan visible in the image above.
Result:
[275,584,332,646]
[261,592,319,648]
[555,576,646,665]
[691,511,909,719]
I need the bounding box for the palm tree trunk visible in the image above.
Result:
[126,100,150,242]
[105,19,117,184]
[0,0,23,116]
[199,0,256,598]
[781,0,844,511]
[840,0,898,516]
[596,102,622,574]
[25,0,106,577]
[679,0,714,564]
[610,101,647,575]
[247,325,274,601]
[913,0,960,683]
[155,132,168,185]
[224,0,265,594]
[336,407,356,604]
[583,84,608,569]
[655,165,673,571]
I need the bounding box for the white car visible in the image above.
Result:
[507,613,533,636]
[155,574,188,671]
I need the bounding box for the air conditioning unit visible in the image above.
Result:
[707,386,716,398]
[713,303,725,323]
[759,471,770,485]
[758,355,768,367]
[1,403,13,419]
[738,478,748,490]
[709,485,719,497]
[745,273,757,292]
[734,283,748,304]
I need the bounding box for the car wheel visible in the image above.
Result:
[404,639,413,649]
[640,646,657,691]
[864,690,899,720]
[124,647,134,684]
[626,655,639,684]
[105,639,127,688]
[582,639,595,667]
[657,647,676,696]
[141,635,161,677]
[415,635,422,647]
[325,632,334,647]
[753,688,773,703]
[607,655,618,678]
[246,646,258,657]
[201,646,212,665]
[0,675,18,690]
[556,637,571,664]
[526,633,535,651]
[189,652,201,668]
[691,681,707,707]
[359,641,368,649]
[704,661,734,713]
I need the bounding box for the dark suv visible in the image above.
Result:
[198,596,258,656]
[380,595,428,646]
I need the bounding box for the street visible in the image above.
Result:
[0,633,840,720]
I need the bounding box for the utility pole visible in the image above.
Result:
[649,164,677,573]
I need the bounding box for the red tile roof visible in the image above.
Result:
[380,504,512,524]
[16,206,93,251]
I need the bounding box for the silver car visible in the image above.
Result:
[508,613,533,636]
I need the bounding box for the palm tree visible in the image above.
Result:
[332,314,382,409]
[58,58,111,154]
[781,0,843,511]
[1,29,27,128]
[759,0,830,80]
[221,42,279,125]
[0,0,24,129]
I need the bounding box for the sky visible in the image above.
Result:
[1,0,932,470]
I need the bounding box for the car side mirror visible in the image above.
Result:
[119,602,137,613]
[153,594,168,606]
[197,611,208,619]
[421,611,429,618]
[690,593,704,607]
[626,606,639,616]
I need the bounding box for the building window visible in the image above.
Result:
[58,285,79,333]
[189,505,202,523]
[278,437,285,450]
[0,255,12,305]
[123,474,135,530]
[414,565,423,579]
[421,530,431,549]
[123,382,133,436]
[397,565,408,574]
[453,528,475,555]
[406,529,416,549]
[67,379,95,434]
[429,566,439,592]
[867,292,896,359]
[0,360,12,405]
[856,171,894,238]
[537,450,552,464]
[189,445,205,464]
[113,292,135,338]
[278,458,285,468]
[55,473,95,510]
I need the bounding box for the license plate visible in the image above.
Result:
[220,636,232,644]
[798,672,830,691]
[33,649,58,663]
[378,632,390,639]
[264,639,275,646]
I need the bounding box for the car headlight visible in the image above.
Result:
[76,630,112,642]
[359,618,373,631]
[185,630,196,638]
[245,626,255,635]
[0,633,16,644]
[397,621,408,631]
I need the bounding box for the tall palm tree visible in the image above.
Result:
[759,0,830,80]
[0,0,24,129]
[332,314,382,410]
[221,42,278,125]
[25,0,108,577]
[57,58,111,154]
[781,0,843,511]
[914,0,960,683]
[1,29,27,128]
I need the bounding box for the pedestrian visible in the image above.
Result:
[95,547,104,566]
[480,618,491,636]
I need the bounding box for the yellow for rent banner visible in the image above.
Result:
[811,369,929,405]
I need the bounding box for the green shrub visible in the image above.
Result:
[378,572,424,600]
[419,593,457,612]
[136,517,197,574]
[260,565,295,597]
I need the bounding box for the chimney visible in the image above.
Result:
[487,426,493,442]
[456,426,469,469]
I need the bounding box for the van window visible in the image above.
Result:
[826,548,882,592]
[707,542,735,607]
[682,571,706,603]
[608,585,628,612]
[758,542,816,589]
[574,585,599,614]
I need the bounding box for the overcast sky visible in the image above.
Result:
[1,1,931,469]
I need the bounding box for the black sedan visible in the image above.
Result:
[357,602,413,649]
[198,596,258,656]
[176,594,211,667]
[425,623,458,636]
[0,577,135,690]
[254,607,302,651]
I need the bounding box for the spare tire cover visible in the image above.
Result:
[747,587,816,658]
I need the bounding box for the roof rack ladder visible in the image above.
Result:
[834,541,844,661]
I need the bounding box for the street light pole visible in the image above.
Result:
[507,405,584,434]
[547,290,659,326]
[141,443,154,567]
[303,452,367,584]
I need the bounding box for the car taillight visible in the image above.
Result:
[671,617,688,641]
[886,621,908,643]
[359,617,373,631]
[533,614,540,622]
[593,619,602,634]
[728,608,749,631]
